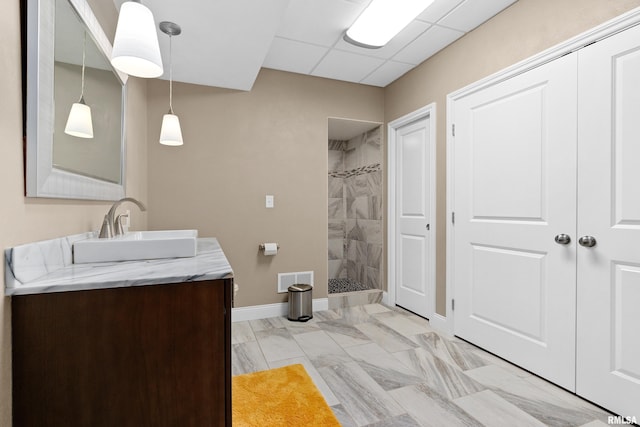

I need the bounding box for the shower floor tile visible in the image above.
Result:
[329,277,371,293]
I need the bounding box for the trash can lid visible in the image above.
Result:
[288,284,312,292]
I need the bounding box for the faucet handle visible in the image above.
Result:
[99,214,113,239]
[114,213,130,236]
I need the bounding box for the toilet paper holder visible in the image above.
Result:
[259,243,280,251]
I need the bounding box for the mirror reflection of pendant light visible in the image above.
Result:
[111,0,163,78]
[159,21,184,146]
[65,31,94,138]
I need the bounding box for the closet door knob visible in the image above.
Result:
[554,234,571,245]
[578,236,597,247]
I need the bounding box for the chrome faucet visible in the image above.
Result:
[99,197,147,239]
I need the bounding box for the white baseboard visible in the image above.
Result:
[381,291,391,306]
[232,298,328,322]
[429,312,453,337]
[381,293,452,336]
[314,298,329,312]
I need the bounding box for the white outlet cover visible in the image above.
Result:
[266,195,274,208]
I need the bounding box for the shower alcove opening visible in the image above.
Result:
[328,118,383,308]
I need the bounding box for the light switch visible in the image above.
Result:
[266,195,274,208]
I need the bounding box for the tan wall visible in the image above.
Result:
[4,1,640,422]
[146,69,384,307]
[384,0,640,315]
[0,0,148,424]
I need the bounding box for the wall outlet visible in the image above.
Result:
[266,195,274,208]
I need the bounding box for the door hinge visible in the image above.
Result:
[452,124,455,136]
[451,212,455,224]
[451,299,455,311]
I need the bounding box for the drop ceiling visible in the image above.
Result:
[113,0,517,91]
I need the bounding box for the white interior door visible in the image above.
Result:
[395,117,434,318]
[452,53,578,390]
[576,24,640,417]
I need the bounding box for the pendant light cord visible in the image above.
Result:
[169,34,173,114]
[80,31,86,102]
[159,21,181,116]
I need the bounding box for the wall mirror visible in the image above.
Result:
[25,0,128,200]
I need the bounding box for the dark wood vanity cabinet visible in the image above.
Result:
[11,279,232,427]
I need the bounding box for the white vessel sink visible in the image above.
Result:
[73,230,198,264]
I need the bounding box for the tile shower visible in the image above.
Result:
[328,126,383,294]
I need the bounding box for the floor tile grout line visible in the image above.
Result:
[248,321,285,369]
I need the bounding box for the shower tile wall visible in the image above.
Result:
[328,127,382,290]
[328,140,346,281]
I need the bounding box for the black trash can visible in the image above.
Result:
[287,284,312,322]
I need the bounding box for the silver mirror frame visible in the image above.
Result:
[26,0,128,200]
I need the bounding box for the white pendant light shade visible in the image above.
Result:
[345,0,434,48]
[64,101,94,139]
[159,113,183,146]
[111,1,163,78]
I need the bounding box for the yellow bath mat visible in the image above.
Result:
[232,364,341,426]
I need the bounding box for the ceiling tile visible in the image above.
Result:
[262,38,329,74]
[311,50,385,84]
[417,0,465,24]
[393,24,464,65]
[114,0,518,90]
[360,61,416,87]
[439,0,517,32]
[334,20,432,60]
[275,0,365,47]
[145,0,290,90]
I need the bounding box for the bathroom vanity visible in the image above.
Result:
[5,236,233,427]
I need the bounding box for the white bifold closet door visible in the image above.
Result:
[576,23,640,418]
[452,52,579,391]
[452,22,640,417]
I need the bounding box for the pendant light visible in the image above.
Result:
[345,0,434,48]
[65,31,93,139]
[159,21,184,146]
[111,0,163,78]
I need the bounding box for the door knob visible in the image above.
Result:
[578,236,597,247]
[554,234,571,245]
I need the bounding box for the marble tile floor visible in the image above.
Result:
[231,304,612,427]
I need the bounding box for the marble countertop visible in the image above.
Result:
[5,234,233,296]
